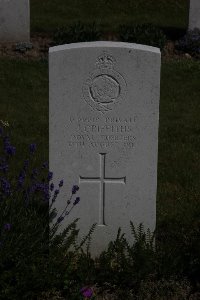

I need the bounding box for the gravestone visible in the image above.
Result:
[0,0,30,42]
[189,0,200,30]
[49,42,161,257]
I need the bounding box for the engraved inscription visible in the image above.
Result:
[79,153,126,226]
[67,115,137,149]
[83,52,127,114]
[68,134,135,148]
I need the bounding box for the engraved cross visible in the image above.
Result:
[79,153,126,226]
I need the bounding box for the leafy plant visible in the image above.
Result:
[0,128,49,299]
[139,277,192,300]
[0,126,92,300]
[95,223,156,292]
[118,23,167,50]
[0,125,199,299]
[175,28,200,58]
[53,22,102,45]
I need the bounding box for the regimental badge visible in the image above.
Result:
[82,52,127,114]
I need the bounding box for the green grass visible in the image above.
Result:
[30,0,189,34]
[0,58,48,165]
[158,59,200,225]
[0,57,199,225]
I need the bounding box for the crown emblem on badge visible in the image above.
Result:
[96,52,116,69]
[83,52,127,114]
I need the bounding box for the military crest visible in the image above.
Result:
[82,52,127,113]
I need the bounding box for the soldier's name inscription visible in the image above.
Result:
[67,115,137,149]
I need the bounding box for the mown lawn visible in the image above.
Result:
[0,57,199,225]
[158,59,200,226]
[0,58,48,166]
[30,0,189,34]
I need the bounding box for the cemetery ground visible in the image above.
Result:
[0,0,200,299]
[0,55,200,299]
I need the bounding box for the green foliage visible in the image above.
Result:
[0,128,199,299]
[118,23,167,49]
[176,29,200,58]
[62,224,97,299]
[0,129,48,299]
[95,224,156,291]
[0,186,49,298]
[139,278,192,300]
[31,0,188,34]
[53,22,101,45]
[48,219,80,289]
[0,130,95,300]
[38,289,65,300]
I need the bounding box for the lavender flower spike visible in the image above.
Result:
[72,185,79,194]
[29,143,36,154]
[73,197,80,206]
[4,223,12,231]
[48,171,53,181]
[59,180,64,187]
[57,216,64,223]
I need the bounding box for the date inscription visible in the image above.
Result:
[67,115,137,149]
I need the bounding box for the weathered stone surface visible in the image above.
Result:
[0,0,30,42]
[189,0,200,30]
[49,42,161,256]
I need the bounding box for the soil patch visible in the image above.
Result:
[0,35,195,61]
[0,34,53,60]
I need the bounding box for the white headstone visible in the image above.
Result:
[49,42,161,257]
[0,0,30,42]
[189,0,200,30]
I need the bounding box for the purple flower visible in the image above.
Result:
[80,287,93,298]
[52,197,56,203]
[57,216,64,223]
[73,197,80,206]
[48,171,53,181]
[29,143,36,154]
[4,223,11,231]
[52,189,59,203]
[59,180,63,187]
[54,189,59,195]
[1,178,11,195]
[0,162,8,173]
[5,145,16,156]
[18,177,24,186]
[28,181,50,202]
[44,191,50,201]
[42,161,48,169]
[31,168,39,180]
[3,136,9,145]
[72,185,79,194]
[18,170,26,187]
[50,183,54,191]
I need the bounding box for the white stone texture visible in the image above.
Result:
[0,0,30,42]
[49,42,161,257]
[189,0,200,30]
